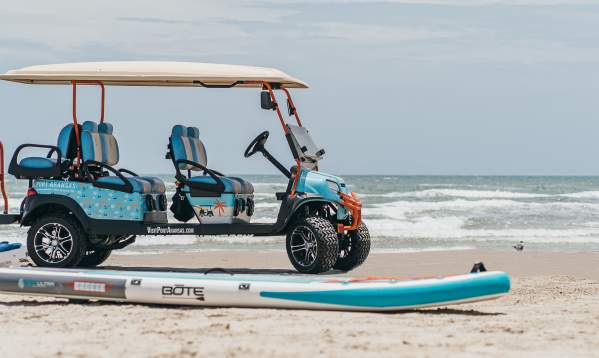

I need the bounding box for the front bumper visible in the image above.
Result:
[337,191,362,233]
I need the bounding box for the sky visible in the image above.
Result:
[0,0,599,175]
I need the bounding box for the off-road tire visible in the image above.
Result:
[286,216,339,274]
[78,249,112,267]
[334,223,371,272]
[27,214,87,268]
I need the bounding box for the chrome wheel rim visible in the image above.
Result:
[33,223,73,264]
[290,226,318,267]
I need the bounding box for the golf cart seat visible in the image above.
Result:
[168,125,254,194]
[8,123,78,179]
[187,176,253,193]
[81,121,166,194]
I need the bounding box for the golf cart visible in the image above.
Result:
[0,62,369,274]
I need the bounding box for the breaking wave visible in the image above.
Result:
[4,176,599,253]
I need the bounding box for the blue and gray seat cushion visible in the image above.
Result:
[57,123,78,160]
[95,176,154,193]
[170,125,253,194]
[171,125,208,170]
[18,123,78,170]
[136,176,166,194]
[81,121,119,166]
[81,121,165,194]
[19,157,57,169]
[188,176,254,194]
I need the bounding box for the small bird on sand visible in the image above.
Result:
[513,241,524,251]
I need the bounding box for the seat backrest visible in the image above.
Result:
[56,124,78,160]
[81,121,119,166]
[170,125,207,171]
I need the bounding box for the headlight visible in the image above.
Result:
[326,180,340,193]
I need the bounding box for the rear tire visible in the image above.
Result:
[78,249,112,267]
[286,217,339,274]
[27,214,87,268]
[334,223,370,272]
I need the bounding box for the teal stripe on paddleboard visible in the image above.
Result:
[260,272,510,308]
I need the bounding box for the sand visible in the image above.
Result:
[1,250,598,357]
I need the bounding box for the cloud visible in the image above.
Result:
[0,0,296,58]
[0,0,598,67]
[315,23,459,42]
[118,17,199,25]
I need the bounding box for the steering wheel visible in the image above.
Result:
[244,131,270,158]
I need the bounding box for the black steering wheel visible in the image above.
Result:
[244,131,270,158]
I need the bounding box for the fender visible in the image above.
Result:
[21,194,91,230]
[270,195,336,234]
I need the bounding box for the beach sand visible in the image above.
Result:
[1,250,599,357]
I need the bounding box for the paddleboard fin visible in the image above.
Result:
[470,262,487,273]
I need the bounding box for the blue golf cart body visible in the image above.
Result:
[0,62,368,274]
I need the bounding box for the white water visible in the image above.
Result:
[3,175,599,253]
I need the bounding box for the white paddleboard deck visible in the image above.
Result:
[0,267,510,312]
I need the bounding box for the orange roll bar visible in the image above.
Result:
[71,80,106,166]
[281,88,302,127]
[261,82,288,133]
[260,82,304,196]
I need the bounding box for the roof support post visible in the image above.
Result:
[262,82,288,134]
[281,88,302,127]
[261,82,303,196]
[71,80,106,166]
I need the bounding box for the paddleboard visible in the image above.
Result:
[0,242,21,253]
[0,267,510,312]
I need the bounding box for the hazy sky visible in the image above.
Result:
[1,0,598,175]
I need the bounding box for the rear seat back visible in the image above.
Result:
[170,125,207,170]
[79,121,165,194]
[81,121,119,165]
[169,124,254,194]
[8,122,79,179]
[56,124,79,160]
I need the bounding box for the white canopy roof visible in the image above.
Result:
[0,61,308,88]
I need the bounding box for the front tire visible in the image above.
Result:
[78,249,112,267]
[333,223,371,272]
[27,214,87,268]
[286,217,339,274]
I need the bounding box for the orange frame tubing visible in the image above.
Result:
[71,80,106,166]
[261,82,303,196]
[261,82,289,133]
[337,192,363,233]
[0,141,8,214]
[281,88,302,127]
[260,83,362,228]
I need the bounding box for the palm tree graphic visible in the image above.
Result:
[214,200,226,216]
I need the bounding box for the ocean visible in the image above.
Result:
[3,175,599,254]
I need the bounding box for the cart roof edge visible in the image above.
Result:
[0,61,309,88]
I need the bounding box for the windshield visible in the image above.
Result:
[286,124,325,169]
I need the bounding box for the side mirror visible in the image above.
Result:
[287,99,296,116]
[261,91,276,110]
